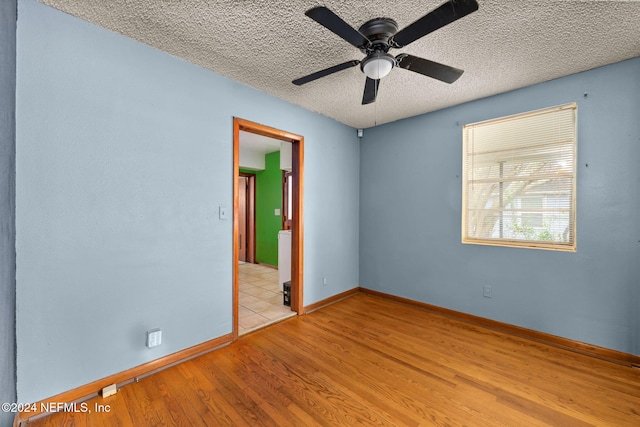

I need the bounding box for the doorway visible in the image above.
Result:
[233,118,304,338]
[238,173,255,264]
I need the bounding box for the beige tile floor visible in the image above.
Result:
[238,262,296,334]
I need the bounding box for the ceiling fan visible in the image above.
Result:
[292,0,479,105]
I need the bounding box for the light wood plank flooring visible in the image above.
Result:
[25,293,640,426]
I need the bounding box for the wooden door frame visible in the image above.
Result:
[233,118,304,338]
[238,172,256,264]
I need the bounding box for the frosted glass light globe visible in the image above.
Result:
[361,54,395,79]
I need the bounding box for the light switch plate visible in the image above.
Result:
[219,206,228,220]
[274,208,281,216]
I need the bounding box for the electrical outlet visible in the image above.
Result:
[322,276,327,286]
[146,328,162,348]
[483,285,492,298]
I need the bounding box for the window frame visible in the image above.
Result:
[461,103,577,252]
[282,170,293,230]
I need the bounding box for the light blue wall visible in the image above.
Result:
[1,1,17,425]
[361,57,640,356]
[15,0,359,403]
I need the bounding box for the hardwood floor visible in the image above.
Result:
[24,293,640,426]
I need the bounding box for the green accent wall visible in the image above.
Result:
[240,150,282,266]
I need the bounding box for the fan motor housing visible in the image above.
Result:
[358,17,398,53]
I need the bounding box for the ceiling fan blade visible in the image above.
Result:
[292,60,360,86]
[362,77,379,105]
[305,6,371,49]
[396,54,463,83]
[392,0,478,48]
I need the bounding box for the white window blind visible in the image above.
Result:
[462,103,577,251]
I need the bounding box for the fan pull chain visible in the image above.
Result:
[374,78,378,127]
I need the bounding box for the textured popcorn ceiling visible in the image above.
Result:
[39,0,640,129]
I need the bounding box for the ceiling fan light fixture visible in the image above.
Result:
[361,53,395,80]
[294,2,479,104]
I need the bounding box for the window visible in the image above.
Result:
[462,103,577,251]
[282,170,293,230]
